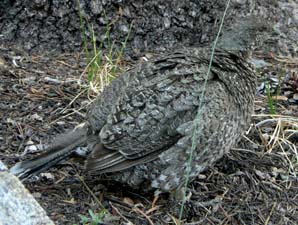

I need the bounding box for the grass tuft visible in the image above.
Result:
[77,1,131,96]
[74,209,107,225]
[266,83,277,114]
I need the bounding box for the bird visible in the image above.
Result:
[10,18,268,192]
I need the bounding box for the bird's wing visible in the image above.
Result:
[85,48,222,174]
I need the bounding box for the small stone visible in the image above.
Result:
[6,118,16,125]
[120,24,129,33]
[56,121,66,126]
[164,17,171,29]
[123,197,134,206]
[0,160,8,171]
[197,174,207,179]
[24,145,38,153]
[25,140,34,145]
[22,76,36,84]
[288,98,297,104]
[255,169,270,180]
[40,172,54,180]
[0,57,7,67]
[32,192,42,198]
[262,133,270,141]
[293,93,298,101]
[284,91,293,97]
[31,113,43,121]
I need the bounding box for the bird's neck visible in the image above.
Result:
[212,50,256,110]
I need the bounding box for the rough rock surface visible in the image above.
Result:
[0,160,54,225]
[0,0,277,56]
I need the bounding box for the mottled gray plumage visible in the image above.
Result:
[10,18,268,192]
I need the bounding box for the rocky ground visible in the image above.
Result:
[1,1,298,225]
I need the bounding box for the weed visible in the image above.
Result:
[266,82,276,114]
[73,209,107,225]
[77,1,131,95]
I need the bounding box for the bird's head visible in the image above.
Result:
[217,16,273,56]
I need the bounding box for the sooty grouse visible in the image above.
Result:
[10,18,268,192]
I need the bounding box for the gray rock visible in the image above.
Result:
[0,161,54,225]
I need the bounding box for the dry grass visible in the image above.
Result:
[254,115,298,177]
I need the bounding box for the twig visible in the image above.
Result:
[256,117,298,128]
[145,205,160,215]
[76,174,105,209]
[55,60,78,69]
[264,202,276,225]
[50,101,92,125]
[133,207,155,225]
[110,202,134,225]
[59,89,86,114]
[44,76,78,84]
[252,114,293,118]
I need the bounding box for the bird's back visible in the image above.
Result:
[85,47,256,191]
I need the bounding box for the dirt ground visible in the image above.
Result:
[1,2,298,225]
[1,41,298,225]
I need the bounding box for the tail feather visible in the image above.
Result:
[10,123,88,180]
[85,143,164,175]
